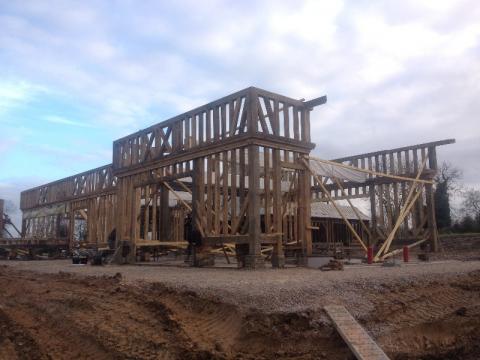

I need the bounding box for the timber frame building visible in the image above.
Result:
[18,87,454,268]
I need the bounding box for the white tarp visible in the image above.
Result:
[22,202,69,218]
[309,158,367,183]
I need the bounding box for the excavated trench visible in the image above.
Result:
[0,265,479,359]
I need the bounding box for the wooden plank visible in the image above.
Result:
[324,305,389,360]
[204,234,249,245]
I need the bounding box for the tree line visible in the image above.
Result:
[435,162,480,233]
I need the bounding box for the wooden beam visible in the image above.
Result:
[332,139,455,163]
[375,154,429,260]
[161,181,192,212]
[303,95,327,109]
[307,156,433,185]
[333,177,373,240]
[301,158,367,252]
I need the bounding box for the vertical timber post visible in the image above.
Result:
[245,87,264,268]
[271,148,285,267]
[113,176,136,263]
[159,183,171,241]
[192,157,209,266]
[0,199,4,238]
[426,146,439,252]
[297,168,312,264]
[68,203,74,252]
[369,184,377,247]
[246,144,263,268]
[304,167,313,256]
[297,106,313,263]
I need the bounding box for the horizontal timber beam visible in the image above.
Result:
[332,139,455,163]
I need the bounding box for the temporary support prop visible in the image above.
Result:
[304,153,435,262]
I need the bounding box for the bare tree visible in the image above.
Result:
[434,162,463,229]
[462,188,480,218]
[435,161,463,193]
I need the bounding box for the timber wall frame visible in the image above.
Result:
[18,86,454,268]
[310,139,455,253]
[111,87,325,268]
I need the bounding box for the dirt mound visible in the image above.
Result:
[0,265,479,359]
[0,267,350,359]
[364,271,480,359]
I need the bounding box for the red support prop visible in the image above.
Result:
[403,246,409,263]
[367,246,373,264]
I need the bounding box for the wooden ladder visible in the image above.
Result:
[324,305,390,360]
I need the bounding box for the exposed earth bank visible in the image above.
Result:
[0,265,479,359]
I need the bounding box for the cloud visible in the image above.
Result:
[0,80,47,115]
[44,115,96,128]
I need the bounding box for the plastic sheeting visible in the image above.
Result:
[22,202,68,218]
[309,158,367,183]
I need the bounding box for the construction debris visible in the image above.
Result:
[319,259,344,271]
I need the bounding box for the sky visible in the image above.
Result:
[1,0,479,225]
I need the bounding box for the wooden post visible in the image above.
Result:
[271,148,285,267]
[369,184,377,247]
[159,183,170,241]
[246,144,264,268]
[243,88,264,268]
[68,204,75,251]
[115,176,127,247]
[426,146,439,251]
[192,158,203,234]
[304,167,313,256]
[298,167,312,260]
[0,199,4,238]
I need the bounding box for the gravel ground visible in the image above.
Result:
[3,259,480,314]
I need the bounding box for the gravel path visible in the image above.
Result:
[3,259,480,314]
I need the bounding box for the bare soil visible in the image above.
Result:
[0,262,479,359]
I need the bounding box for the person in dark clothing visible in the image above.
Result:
[107,228,116,250]
[121,241,131,264]
[185,214,202,264]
